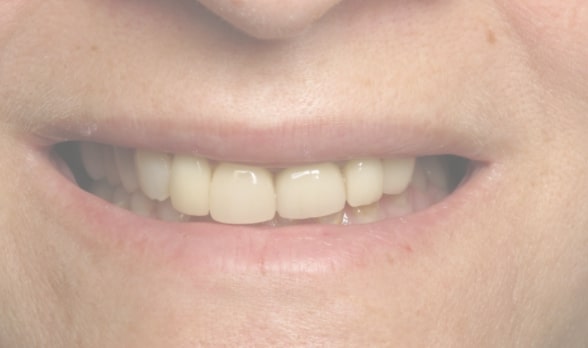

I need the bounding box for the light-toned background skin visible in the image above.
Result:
[1,0,588,346]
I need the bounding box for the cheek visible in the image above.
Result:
[0,0,40,42]
[498,1,588,97]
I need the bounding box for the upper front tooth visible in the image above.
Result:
[135,150,172,201]
[209,163,276,224]
[382,158,416,195]
[169,155,211,217]
[344,158,384,207]
[276,163,346,220]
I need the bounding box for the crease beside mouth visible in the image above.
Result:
[52,141,471,227]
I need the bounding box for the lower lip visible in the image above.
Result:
[39,145,490,275]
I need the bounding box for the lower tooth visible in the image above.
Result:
[130,191,155,217]
[156,200,188,222]
[380,192,413,218]
[90,180,113,202]
[317,210,345,225]
[111,187,130,209]
[346,203,381,225]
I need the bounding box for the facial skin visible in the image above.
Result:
[1,0,588,347]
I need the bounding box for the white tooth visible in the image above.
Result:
[130,191,155,217]
[135,150,172,202]
[210,163,276,224]
[169,155,211,216]
[276,163,346,220]
[112,186,130,209]
[114,147,139,192]
[80,143,105,180]
[383,158,416,195]
[343,158,384,207]
[103,147,121,186]
[156,200,188,222]
[89,180,113,202]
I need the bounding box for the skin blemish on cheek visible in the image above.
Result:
[486,29,497,45]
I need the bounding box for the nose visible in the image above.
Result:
[196,0,343,39]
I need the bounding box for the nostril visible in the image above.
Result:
[196,0,343,40]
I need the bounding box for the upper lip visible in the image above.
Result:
[33,107,496,165]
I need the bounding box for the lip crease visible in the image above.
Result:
[25,112,498,275]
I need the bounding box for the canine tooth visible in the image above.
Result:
[383,158,416,195]
[130,191,155,217]
[114,147,139,192]
[276,163,346,219]
[103,147,121,186]
[169,155,211,216]
[344,158,383,207]
[135,150,172,202]
[210,163,276,224]
[80,143,105,180]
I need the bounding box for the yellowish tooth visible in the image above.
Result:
[80,142,105,180]
[135,150,172,202]
[169,155,211,216]
[103,147,121,186]
[130,191,155,217]
[156,200,188,222]
[383,158,416,195]
[210,163,276,224]
[114,147,139,193]
[276,163,346,220]
[344,158,384,207]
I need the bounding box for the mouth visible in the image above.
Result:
[30,114,495,274]
[54,141,471,226]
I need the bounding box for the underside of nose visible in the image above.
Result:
[196,0,343,39]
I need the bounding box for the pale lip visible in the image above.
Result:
[27,109,500,275]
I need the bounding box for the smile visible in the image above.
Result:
[30,106,498,274]
[56,142,470,226]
